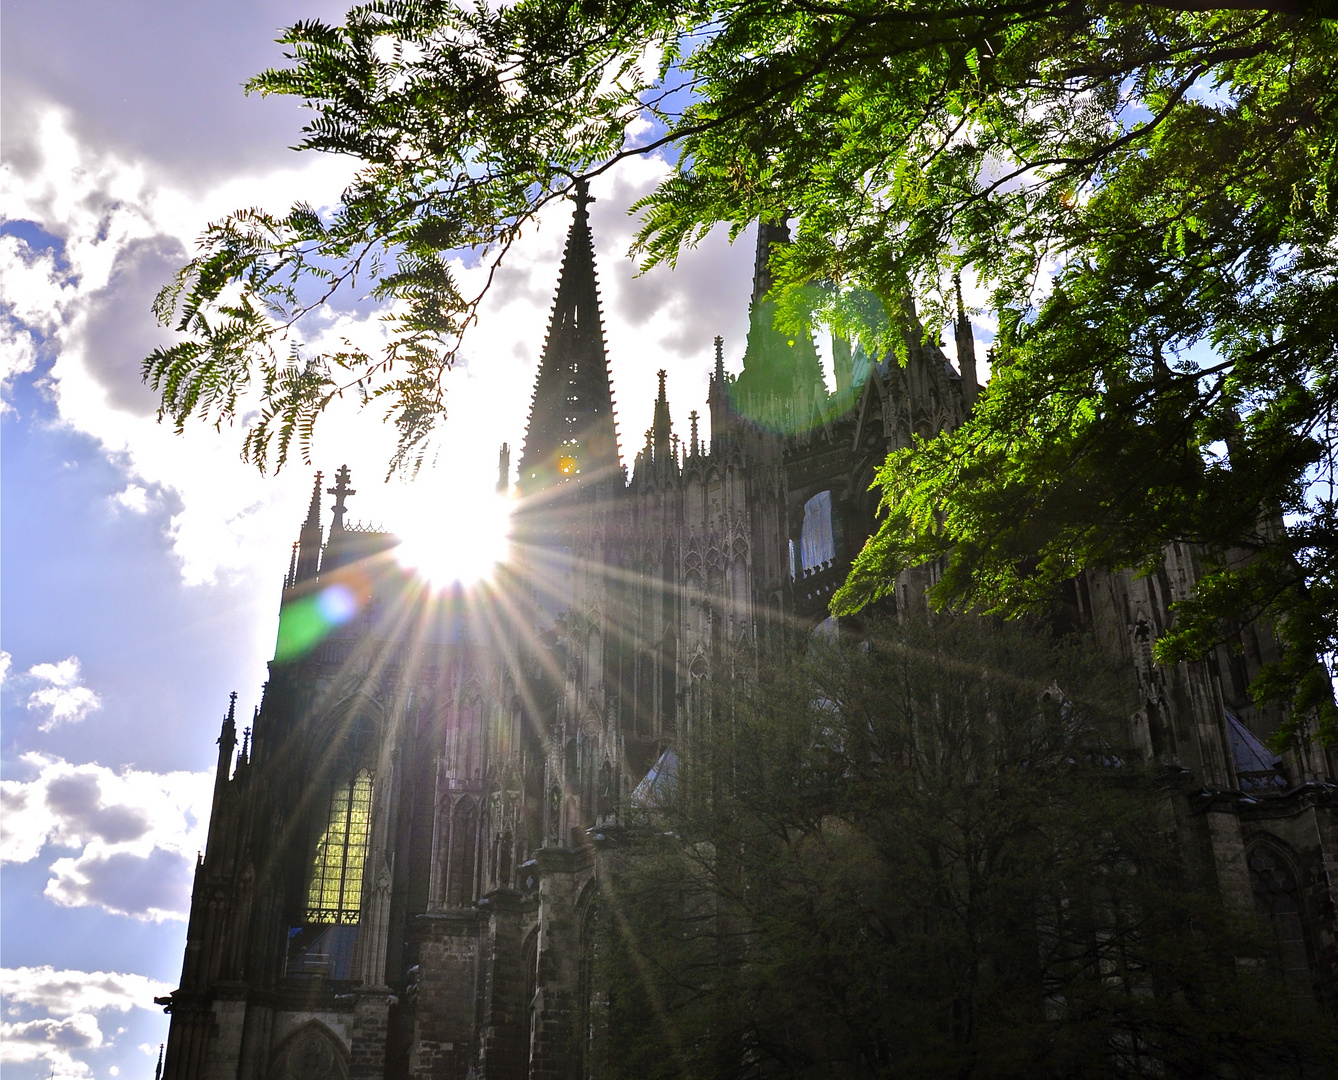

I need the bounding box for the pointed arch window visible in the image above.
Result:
[1248,844,1314,1000]
[306,769,373,924]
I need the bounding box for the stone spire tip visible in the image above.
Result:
[304,472,324,528]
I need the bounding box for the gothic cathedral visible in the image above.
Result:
[156,188,1338,1080]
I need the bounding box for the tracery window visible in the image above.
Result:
[306,769,373,924]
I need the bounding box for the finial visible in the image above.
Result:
[497,442,510,494]
[155,1043,164,1080]
[571,178,594,214]
[226,691,237,723]
[240,727,251,761]
[689,410,700,456]
[657,369,667,401]
[671,432,680,463]
[714,336,724,381]
[286,542,298,588]
[327,465,356,532]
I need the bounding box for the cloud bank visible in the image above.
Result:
[1,753,212,921]
[1,966,173,1080]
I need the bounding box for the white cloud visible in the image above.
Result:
[1,1014,100,1079]
[1,650,12,684]
[0,229,78,408]
[0,967,173,1080]
[1,966,171,1020]
[0,753,212,921]
[25,656,102,730]
[111,484,150,514]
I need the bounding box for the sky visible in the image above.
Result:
[0,7,984,1079]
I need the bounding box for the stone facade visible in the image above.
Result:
[157,192,1338,1080]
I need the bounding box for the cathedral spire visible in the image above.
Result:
[294,472,323,585]
[209,692,238,843]
[652,369,672,465]
[735,219,826,414]
[304,472,322,528]
[954,274,980,410]
[751,218,791,306]
[709,335,732,451]
[518,181,620,491]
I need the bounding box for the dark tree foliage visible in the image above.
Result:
[594,616,1334,1079]
[144,0,1337,737]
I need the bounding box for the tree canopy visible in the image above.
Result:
[145,0,1338,738]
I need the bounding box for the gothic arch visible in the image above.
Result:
[575,880,603,1079]
[1245,837,1316,999]
[445,796,480,909]
[309,692,383,774]
[585,625,603,688]
[268,1021,349,1080]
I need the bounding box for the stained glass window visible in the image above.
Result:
[306,770,373,924]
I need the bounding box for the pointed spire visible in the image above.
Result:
[736,220,825,413]
[832,333,854,396]
[155,1044,164,1080]
[689,410,700,457]
[210,692,238,837]
[709,336,732,452]
[954,274,979,410]
[652,369,672,464]
[286,542,298,589]
[304,472,323,528]
[518,181,620,491]
[294,472,324,584]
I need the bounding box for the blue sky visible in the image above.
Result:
[0,5,769,1077]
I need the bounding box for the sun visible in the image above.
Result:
[392,486,513,589]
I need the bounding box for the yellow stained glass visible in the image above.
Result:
[306,770,373,923]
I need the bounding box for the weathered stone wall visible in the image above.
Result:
[407,913,485,1080]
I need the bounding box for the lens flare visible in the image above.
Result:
[275,583,360,662]
[393,489,512,589]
